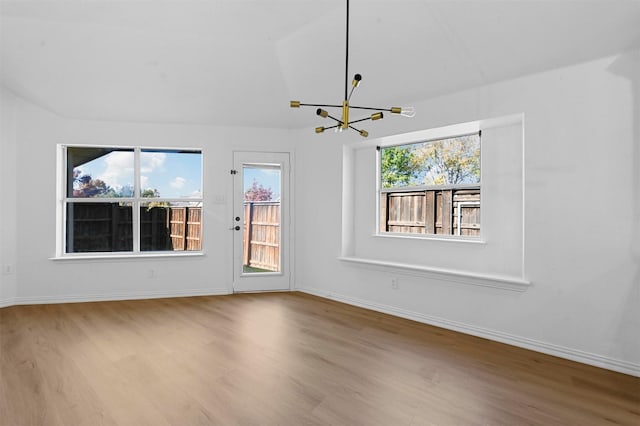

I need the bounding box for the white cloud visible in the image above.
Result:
[170,176,186,189]
[97,151,134,189]
[140,175,149,189]
[259,169,280,176]
[141,152,166,174]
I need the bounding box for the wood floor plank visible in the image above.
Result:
[1,292,638,425]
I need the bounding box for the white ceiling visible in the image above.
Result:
[2,0,640,129]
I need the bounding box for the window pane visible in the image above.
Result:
[381,134,480,189]
[66,203,133,253]
[379,133,481,237]
[140,202,202,251]
[67,147,134,198]
[242,164,281,273]
[140,150,202,199]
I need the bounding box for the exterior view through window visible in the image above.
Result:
[64,146,202,254]
[379,133,481,236]
[242,164,282,273]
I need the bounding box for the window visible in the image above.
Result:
[61,146,202,255]
[378,132,481,237]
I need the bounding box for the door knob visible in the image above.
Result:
[234,225,240,231]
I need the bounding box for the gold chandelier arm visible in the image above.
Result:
[347,74,362,103]
[348,105,393,112]
[347,112,383,126]
[348,125,368,137]
[325,114,344,125]
[347,116,373,125]
[315,124,341,133]
[290,101,344,109]
[316,108,344,126]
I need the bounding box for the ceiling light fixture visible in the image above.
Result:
[290,0,415,137]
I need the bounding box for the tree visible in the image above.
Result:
[244,179,273,201]
[140,188,168,209]
[411,135,480,185]
[73,170,116,197]
[141,188,160,198]
[380,146,420,188]
[73,169,136,198]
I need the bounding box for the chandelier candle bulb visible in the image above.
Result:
[315,127,325,133]
[400,106,416,117]
[290,101,301,108]
[371,112,383,121]
[391,106,415,117]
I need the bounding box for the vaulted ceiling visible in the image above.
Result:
[2,0,640,129]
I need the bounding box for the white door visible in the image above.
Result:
[232,151,290,292]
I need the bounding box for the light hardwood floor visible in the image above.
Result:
[1,292,638,425]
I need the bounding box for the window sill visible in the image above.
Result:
[338,256,530,291]
[50,252,205,261]
[374,233,486,244]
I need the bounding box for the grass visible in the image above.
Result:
[243,265,273,273]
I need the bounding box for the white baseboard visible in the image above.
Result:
[4,288,230,306]
[0,297,16,308]
[297,286,640,378]
[4,286,637,377]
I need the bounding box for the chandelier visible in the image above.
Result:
[290,0,415,137]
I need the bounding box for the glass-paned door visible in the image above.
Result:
[232,152,290,292]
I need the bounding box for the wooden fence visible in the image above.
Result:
[68,203,202,252]
[165,207,202,251]
[380,187,480,236]
[243,201,280,272]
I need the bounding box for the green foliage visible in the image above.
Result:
[140,188,169,209]
[380,146,420,188]
[380,135,480,188]
[73,172,116,197]
[412,135,480,185]
[73,169,144,198]
[141,188,160,198]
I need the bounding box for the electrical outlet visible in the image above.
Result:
[391,277,399,289]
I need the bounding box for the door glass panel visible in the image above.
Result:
[242,164,281,274]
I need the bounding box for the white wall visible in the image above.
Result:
[0,88,18,305]
[1,49,638,376]
[0,88,296,305]
[295,50,640,376]
[348,118,524,281]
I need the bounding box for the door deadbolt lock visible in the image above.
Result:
[235,216,240,221]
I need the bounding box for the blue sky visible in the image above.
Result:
[76,150,285,200]
[75,150,202,198]
[243,165,281,200]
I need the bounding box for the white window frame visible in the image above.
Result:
[55,144,203,258]
[376,131,482,241]
[339,115,528,290]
